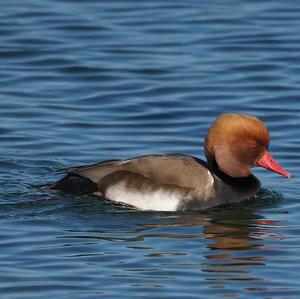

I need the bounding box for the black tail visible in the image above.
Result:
[51,173,97,195]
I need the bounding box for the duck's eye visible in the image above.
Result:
[248,140,258,148]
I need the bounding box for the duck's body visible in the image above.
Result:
[52,114,290,211]
[53,153,260,211]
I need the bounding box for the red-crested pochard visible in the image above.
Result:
[52,113,290,211]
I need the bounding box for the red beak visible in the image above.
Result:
[257,151,290,179]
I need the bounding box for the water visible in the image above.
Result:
[1,0,300,298]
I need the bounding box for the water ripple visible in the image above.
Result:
[0,0,300,298]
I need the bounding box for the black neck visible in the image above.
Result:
[192,155,260,193]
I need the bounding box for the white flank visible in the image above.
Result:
[206,170,214,189]
[105,182,180,211]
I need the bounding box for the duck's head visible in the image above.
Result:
[205,113,290,179]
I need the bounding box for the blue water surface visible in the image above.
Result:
[1,0,300,298]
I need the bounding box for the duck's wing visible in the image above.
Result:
[75,154,214,190]
[51,159,122,194]
[52,154,214,197]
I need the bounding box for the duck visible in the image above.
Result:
[52,113,290,211]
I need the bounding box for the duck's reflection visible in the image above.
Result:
[164,205,285,288]
[61,193,286,296]
[201,211,265,283]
